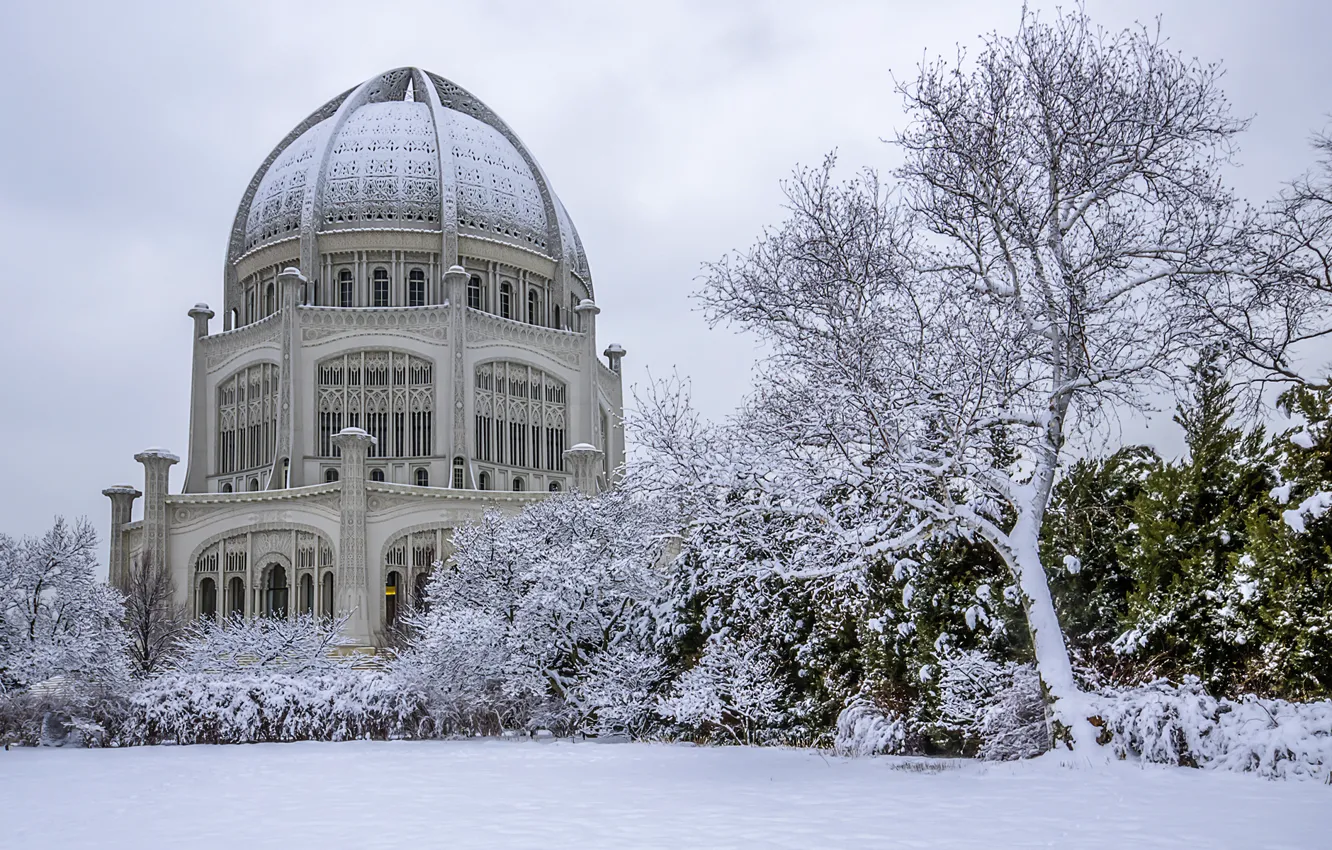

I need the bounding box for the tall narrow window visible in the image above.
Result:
[452,457,464,489]
[553,304,561,329]
[500,283,512,319]
[478,472,490,490]
[249,477,260,492]
[467,276,482,309]
[527,290,539,325]
[373,267,389,307]
[408,268,425,307]
[265,282,275,315]
[300,573,314,616]
[415,467,429,487]
[339,269,354,307]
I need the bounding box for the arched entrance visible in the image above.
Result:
[265,564,288,618]
[300,573,314,616]
[227,576,245,618]
[199,577,217,619]
[321,572,334,619]
[385,571,400,626]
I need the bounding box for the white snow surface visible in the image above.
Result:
[2,741,1326,849]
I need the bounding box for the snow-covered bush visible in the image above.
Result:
[123,671,426,745]
[1094,678,1332,781]
[397,491,676,737]
[934,648,1048,760]
[659,637,783,744]
[172,612,358,675]
[834,699,910,756]
[566,646,666,738]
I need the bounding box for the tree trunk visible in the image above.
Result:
[1007,510,1097,754]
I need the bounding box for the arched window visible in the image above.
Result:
[414,467,429,487]
[478,471,490,490]
[527,290,540,325]
[369,468,385,482]
[248,477,260,492]
[553,304,561,329]
[500,282,512,319]
[549,481,561,492]
[265,565,288,618]
[373,267,390,307]
[473,362,567,472]
[300,573,314,616]
[216,362,280,475]
[452,457,464,489]
[220,482,232,493]
[385,571,400,626]
[408,268,425,307]
[246,287,256,323]
[317,351,434,458]
[467,276,482,309]
[339,269,354,307]
[512,477,525,492]
[199,577,217,619]
[320,572,333,619]
[265,282,275,315]
[324,468,339,483]
[227,576,245,619]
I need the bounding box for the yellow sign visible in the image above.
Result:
[385,586,396,595]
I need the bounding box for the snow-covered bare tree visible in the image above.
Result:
[0,517,127,692]
[122,553,185,677]
[698,8,1248,751]
[1183,131,1332,390]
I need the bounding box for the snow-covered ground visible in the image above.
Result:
[2,741,1325,849]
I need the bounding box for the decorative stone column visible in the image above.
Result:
[603,343,626,374]
[269,267,305,490]
[134,449,178,582]
[332,427,376,646]
[563,443,604,496]
[102,485,141,591]
[574,299,601,448]
[444,264,469,480]
[182,303,213,493]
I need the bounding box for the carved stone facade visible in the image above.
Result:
[104,68,626,648]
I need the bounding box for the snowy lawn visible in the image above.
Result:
[2,741,1326,849]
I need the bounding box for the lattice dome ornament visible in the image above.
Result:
[229,68,592,292]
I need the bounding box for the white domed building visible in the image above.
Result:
[102,68,625,648]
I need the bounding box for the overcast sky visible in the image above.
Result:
[1,0,1329,565]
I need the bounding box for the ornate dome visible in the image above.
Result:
[226,68,591,289]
